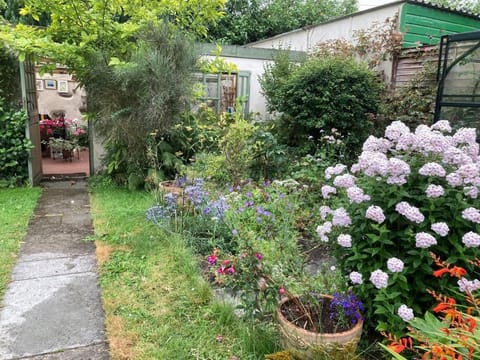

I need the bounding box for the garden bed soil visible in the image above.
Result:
[280,297,352,333]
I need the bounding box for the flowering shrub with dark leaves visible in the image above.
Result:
[317,120,480,337]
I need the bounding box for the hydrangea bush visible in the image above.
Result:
[317,120,480,336]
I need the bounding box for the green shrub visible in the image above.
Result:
[276,56,382,160]
[220,110,256,186]
[0,97,32,187]
[86,23,197,185]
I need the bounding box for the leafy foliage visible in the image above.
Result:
[0,46,21,106]
[273,56,382,160]
[0,97,32,187]
[209,0,357,45]
[0,0,224,75]
[87,24,197,184]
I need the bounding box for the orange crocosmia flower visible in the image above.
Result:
[433,268,450,278]
[388,343,405,353]
[449,266,467,278]
[433,302,451,313]
[466,317,477,332]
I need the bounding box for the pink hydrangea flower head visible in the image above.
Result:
[396,132,418,151]
[337,234,352,248]
[365,205,385,224]
[415,232,437,248]
[453,127,477,146]
[387,257,404,273]
[395,201,425,224]
[354,151,389,177]
[385,121,410,141]
[370,269,389,289]
[333,173,356,188]
[425,184,445,198]
[319,205,331,220]
[349,271,363,285]
[316,221,332,242]
[431,222,449,237]
[461,207,480,224]
[462,231,480,248]
[388,158,411,177]
[362,136,391,153]
[418,162,446,177]
[332,208,352,227]
[325,164,347,179]
[346,186,371,204]
[430,120,452,133]
[397,304,414,321]
[457,277,480,293]
[422,132,451,154]
[457,164,479,184]
[446,172,463,187]
[442,146,472,166]
[464,186,479,199]
[321,185,337,199]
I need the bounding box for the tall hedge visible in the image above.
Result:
[0,97,31,187]
[276,56,382,159]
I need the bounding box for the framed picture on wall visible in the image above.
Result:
[36,80,44,91]
[58,80,68,93]
[44,79,57,90]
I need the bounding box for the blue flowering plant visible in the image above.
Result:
[317,120,480,337]
[206,180,310,317]
[146,177,232,254]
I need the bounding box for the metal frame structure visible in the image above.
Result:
[434,30,480,123]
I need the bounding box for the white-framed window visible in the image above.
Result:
[194,72,250,116]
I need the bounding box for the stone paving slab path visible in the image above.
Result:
[0,180,109,359]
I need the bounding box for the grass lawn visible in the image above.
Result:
[0,187,42,298]
[89,182,278,359]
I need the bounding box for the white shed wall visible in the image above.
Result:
[203,55,274,119]
[249,2,402,53]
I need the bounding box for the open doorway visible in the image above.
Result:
[36,67,90,177]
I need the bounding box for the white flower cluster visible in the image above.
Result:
[458,277,480,293]
[321,185,336,199]
[370,269,389,289]
[387,257,404,273]
[337,234,352,248]
[425,184,444,198]
[365,205,385,224]
[325,164,347,179]
[431,222,449,237]
[397,304,414,321]
[332,208,352,227]
[418,162,446,177]
[349,271,363,284]
[316,221,332,242]
[333,173,356,188]
[395,201,425,224]
[347,186,370,204]
[462,231,480,248]
[415,232,437,248]
[462,207,480,224]
[319,205,331,220]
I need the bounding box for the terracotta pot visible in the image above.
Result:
[276,295,363,360]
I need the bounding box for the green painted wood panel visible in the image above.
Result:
[400,2,480,48]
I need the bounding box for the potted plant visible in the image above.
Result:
[48,137,77,161]
[276,290,364,360]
